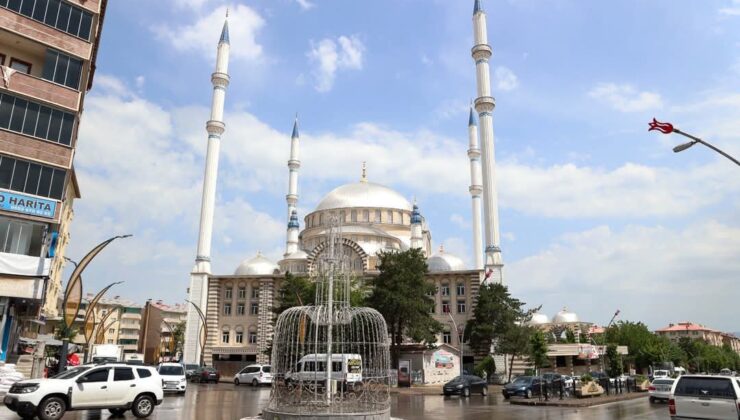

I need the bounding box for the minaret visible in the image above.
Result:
[184,15,230,365]
[410,202,423,251]
[467,105,484,270]
[285,210,300,256]
[286,117,301,221]
[471,0,504,283]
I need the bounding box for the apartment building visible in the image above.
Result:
[655,322,740,354]
[0,0,108,361]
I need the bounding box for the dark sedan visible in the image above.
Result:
[502,376,548,399]
[192,367,221,383]
[443,375,488,397]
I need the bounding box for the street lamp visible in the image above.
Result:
[649,119,740,167]
[447,312,465,378]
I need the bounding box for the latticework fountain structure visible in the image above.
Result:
[264,216,391,420]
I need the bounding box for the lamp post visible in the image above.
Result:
[649,119,740,167]
[185,300,208,367]
[447,312,465,378]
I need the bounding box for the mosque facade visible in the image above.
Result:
[183,1,505,374]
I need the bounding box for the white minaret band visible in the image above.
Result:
[472,0,504,283]
[184,17,230,365]
[467,106,484,270]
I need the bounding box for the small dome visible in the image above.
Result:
[553,307,579,324]
[427,246,465,272]
[234,252,279,276]
[314,181,412,212]
[529,313,550,325]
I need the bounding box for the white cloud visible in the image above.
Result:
[434,99,469,120]
[295,0,315,10]
[156,5,265,63]
[450,214,470,230]
[588,83,663,112]
[719,0,740,16]
[507,221,740,331]
[494,66,519,91]
[307,35,365,92]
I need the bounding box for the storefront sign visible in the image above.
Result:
[433,350,454,369]
[0,191,56,219]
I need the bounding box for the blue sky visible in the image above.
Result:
[67,0,740,331]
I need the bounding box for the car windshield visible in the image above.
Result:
[263,366,271,373]
[653,379,674,385]
[51,366,91,379]
[185,364,199,370]
[159,365,184,376]
[204,368,217,373]
[512,376,532,384]
[450,376,467,383]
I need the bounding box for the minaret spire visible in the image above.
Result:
[467,103,484,270]
[285,116,301,254]
[184,17,232,365]
[471,0,504,283]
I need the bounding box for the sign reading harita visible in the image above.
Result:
[0,190,57,219]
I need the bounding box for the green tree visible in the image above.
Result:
[606,344,623,377]
[497,323,535,381]
[564,328,577,344]
[366,248,441,368]
[474,355,496,382]
[466,283,527,355]
[273,272,315,316]
[171,321,186,354]
[528,329,549,374]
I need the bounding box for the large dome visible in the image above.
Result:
[315,181,412,212]
[552,308,580,324]
[528,313,551,326]
[234,252,279,276]
[427,247,466,272]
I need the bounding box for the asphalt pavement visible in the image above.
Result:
[0,382,671,420]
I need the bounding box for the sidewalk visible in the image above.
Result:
[508,391,647,407]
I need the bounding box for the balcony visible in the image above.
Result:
[0,251,50,277]
[0,7,92,60]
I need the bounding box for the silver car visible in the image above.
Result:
[649,378,674,403]
[234,364,272,386]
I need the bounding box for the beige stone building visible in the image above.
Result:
[655,322,740,354]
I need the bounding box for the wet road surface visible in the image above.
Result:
[0,382,671,419]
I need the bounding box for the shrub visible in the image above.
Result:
[580,373,593,383]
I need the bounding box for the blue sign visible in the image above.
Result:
[0,191,56,219]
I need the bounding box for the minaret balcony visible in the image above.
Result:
[471,44,493,60]
[474,96,496,113]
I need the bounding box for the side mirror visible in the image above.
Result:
[76,377,86,384]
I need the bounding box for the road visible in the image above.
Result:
[0,382,671,419]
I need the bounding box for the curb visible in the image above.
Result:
[508,392,647,408]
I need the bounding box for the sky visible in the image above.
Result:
[67,0,740,332]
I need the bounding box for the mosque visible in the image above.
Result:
[183,0,506,377]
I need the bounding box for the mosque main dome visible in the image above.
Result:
[234,252,279,276]
[314,181,413,212]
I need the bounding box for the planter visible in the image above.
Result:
[576,381,604,398]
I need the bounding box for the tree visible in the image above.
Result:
[273,272,315,316]
[474,355,496,382]
[564,328,577,344]
[528,330,549,374]
[606,344,623,377]
[171,321,185,355]
[366,248,441,368]
[497,323,535,381]
[605,321,686,372]
[466,283,527,355]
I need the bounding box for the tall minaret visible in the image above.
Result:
[410,203,423,251]
[472,0,504,283]
[286,118,301,224]
[184,15,230,365]
[285,210,300,256]
[467,105,484,270]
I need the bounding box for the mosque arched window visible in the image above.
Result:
[319,213,323,226]
[375,210,381,223]
[351,210,357,222]
[363,210,369,222]
[340,211,346,223]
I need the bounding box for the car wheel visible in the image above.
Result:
[462,387,470,398]
[443,392,451,396]
[131,394,155,418]
[252,378,259,387]
[37,396,66,420]
[109,408,127,416]
[503,394,510,400]
[481,386,488,396]
[234,378,240,386]
[649,396,655,403]
[526,389,532,399]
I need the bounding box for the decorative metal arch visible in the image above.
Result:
[306,237,369,275]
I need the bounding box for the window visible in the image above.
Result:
[108,328,114,334]
[248,332,257,344]
[387,211,393,224]
[442,301,450,313]
[318,213,323,225]
[457,301,466,313]
[0,54,5,65]
[443,332,451,344]
[225,288,232,299]
[238,287,246,299]
[113,368,134,381]
[339,211,346,223]
[429,303,436,314]
[250,288,259,299]
[81,369,109,383]
[456,283,465,296]
[222,331,230,343]
[0,93,75,146]
[250,303,258,315]
[235,331,243,343]
[107,339,113,344]
[440,284,450,296]
[0,218,45,256]
[223,303,231,315]
[9,58,31,74]
[1,0,94,40]
[363,210,369,222]
[375,210,381,223]
[351,210,357,222]
[137,368,152,379]
[236,304,245,316]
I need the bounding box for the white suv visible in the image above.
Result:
[157,363,187,394]
[670,375,740,419]
[234,364,272,386]
[3,364,163,420]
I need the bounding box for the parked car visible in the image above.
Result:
[652,369,670,380]
[648,378,674,403]
[184,364,200,380]
[193,367,220,383]
[590,371,616,386]
[502,376,548,399]
[443,375,488,397]
[670,375,740,419]
[157,363,187,394]
[3,364,163,420]
[234,365,272,386]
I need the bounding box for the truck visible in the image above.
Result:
[89,344,125,364]
[124,352,145,365]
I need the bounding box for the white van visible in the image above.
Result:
[289,354,362,387]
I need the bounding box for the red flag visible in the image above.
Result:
[648,118,674,134]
